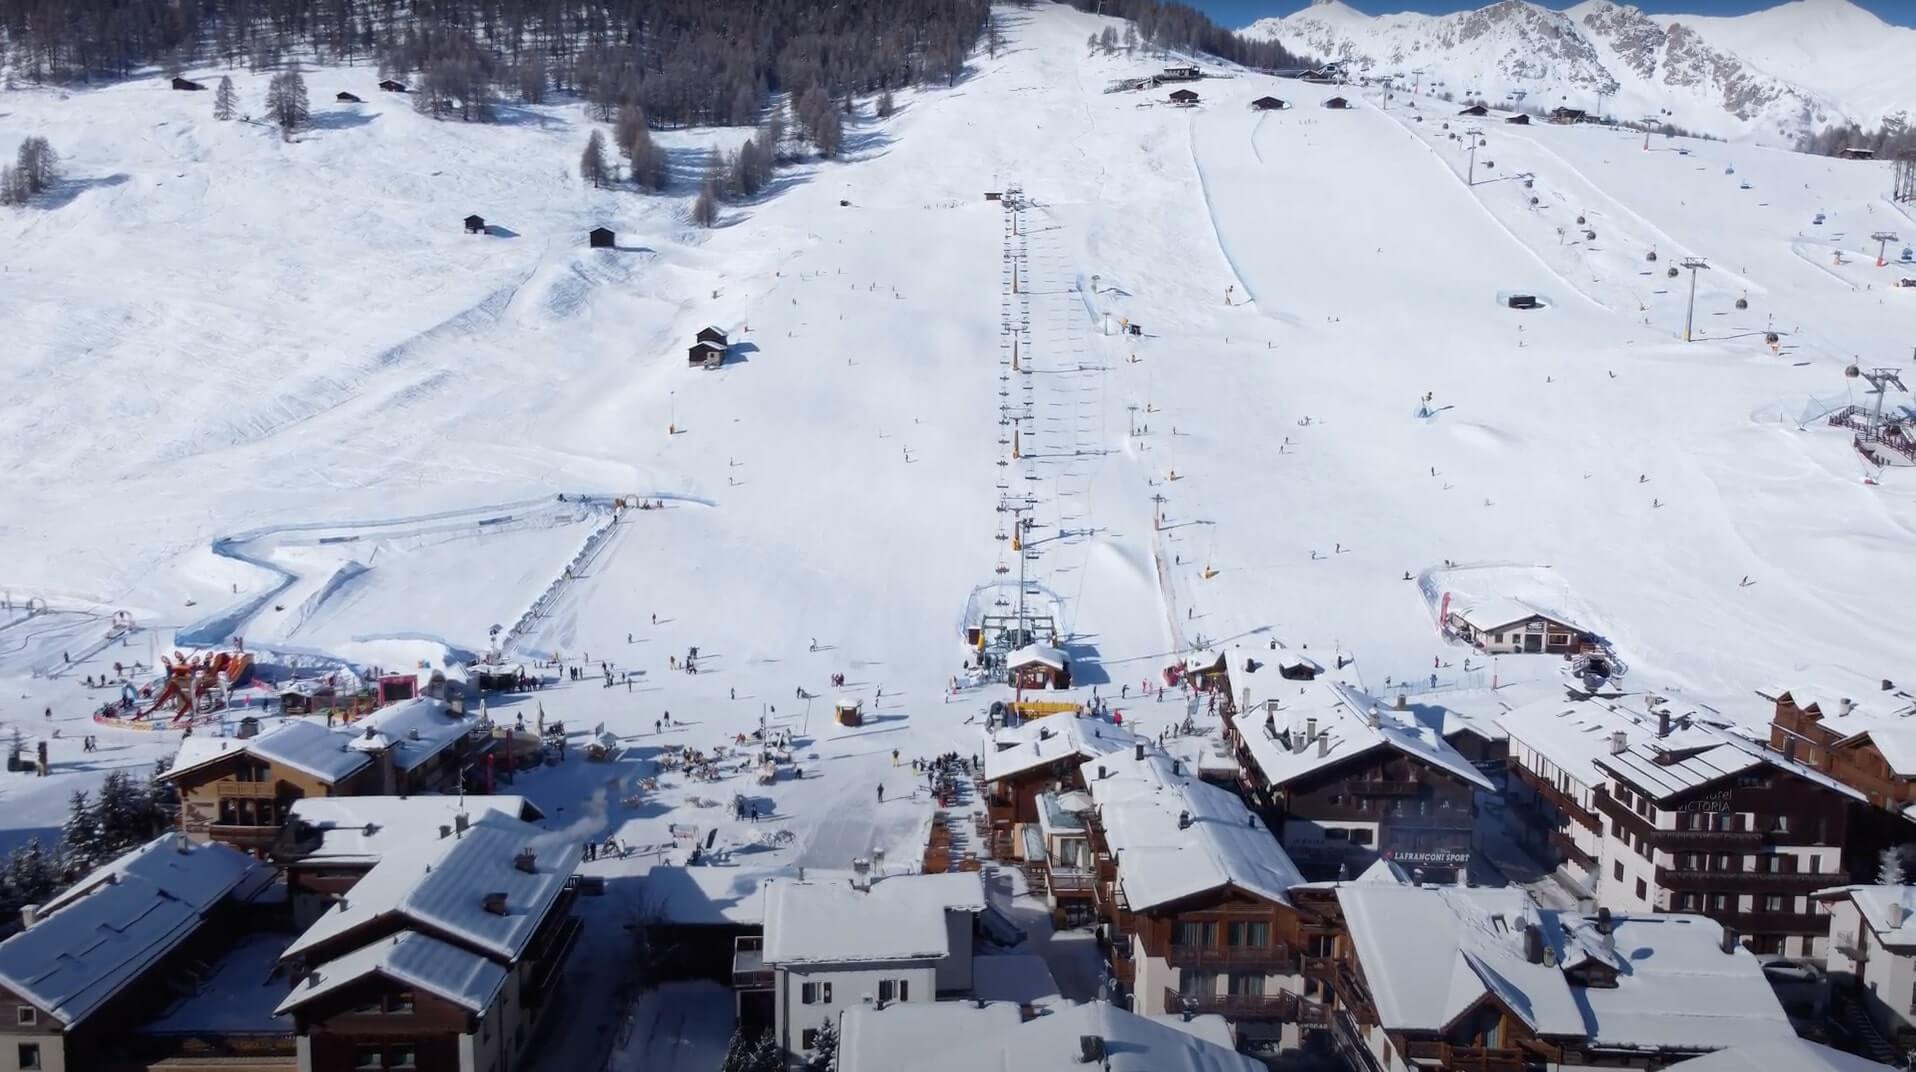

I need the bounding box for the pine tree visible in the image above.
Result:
[876,90,895,119]
[61,790,104,877]
[808,1018,839,1070]
[1883,846,1907,886]
[3,839,57,911]
[580,130,609,188]
[746,1031,783,1072]
[214,74,237,120]
[15,137,57,194]
[692,177,721,228]
[264,66,310,136]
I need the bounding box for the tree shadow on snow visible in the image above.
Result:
[488,103,566,130]
[306,108,379,132]
[1060,638,1109,687]
[33,172,129,210]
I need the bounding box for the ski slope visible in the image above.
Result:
[1,3,1913,927]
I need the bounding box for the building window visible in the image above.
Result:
[1711,894,1731,912]
[1775,815,1790,833]
[1613,861,1624,882]
[800,981,833,1005]
[1178,972,1217,997]
[802,1029,820,1050]
[1677,893,1701,911]
[1228,973,1266,996]
[1349,828,1373,846]
[15,1007,34,1027]
[1635,879,1647,900]
[1324,828,1349,841]
[18,1044,40,1071]
[353,1048,382,1071]
[1810,854,1822,874]
[1763,895,1785,912]
[1228,921,1270,948]
[877,979,910,1003]
[387,1049,417,1071]
[386,992,414,1014]
[878,979,895,1002]
[1174,921,1217,948]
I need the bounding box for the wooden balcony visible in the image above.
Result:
[1045,866,1094,897]
[1402,1040,1528,1072]
[1656,866,1832,892]
[1347,778,1425,797]
[208,823,280,848]
[1547,829,1596,869]
[1510,765,1599,832]
[1165,943,1299,972]
[216,781,278,799]
[732,935,773,990]
[1648,828,1767,851]
[1163,987,1313,1021]
[1710,909,1829,937]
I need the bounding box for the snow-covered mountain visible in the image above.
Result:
[1241,0,1916,146]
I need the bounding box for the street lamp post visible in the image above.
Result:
[1679,257,1710,342]
[1466,130,1484,186]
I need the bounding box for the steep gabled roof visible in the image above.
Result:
[760,873,984,966]
[277,932,507,1016]
[1233,678,1492,794]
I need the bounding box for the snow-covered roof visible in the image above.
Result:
[285,795,536,865]
[353,697,476,772]
[760,873,984,967]
[1859,726,1916,778]
[1815,884,1916,950]
[1008,643,1066,670]
[0,836,258,1025]
[1595,722,1866,805]
[1354,858,1412,885]
[1561,913,1794,1051]
[639,864,770,925]
[165,734,248,779]
[241,719,373,784]
[1338,885,1793,1049]
[283,811,580,963]
[1338,884,1584,1036]
[838,999,1263,1072]
[1082,746,1305,912]
[1233,678,1492,793]
[1670,1038,1894,1072]
[983,716,1135,783]
[277,932,507,1016]
[971,953,1060,1006]
[1497,694,1658,788]
[1447,596,1582,633]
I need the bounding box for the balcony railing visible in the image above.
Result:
[1547,829,1596,868]
[1656,866,1833,891]
[208,822,280,846]
[732,935,773,989]
[1401,1040,1529,1072]
[1510,766,1600,832]
[1165,943,1299,972]
[1046,867,1094,895]
[1162,987,1313,1021]
[1347,778,1425,797]
[216,781,278,799]
[1650,829,1768,851]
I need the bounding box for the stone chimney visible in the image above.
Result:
[514,849,537,874]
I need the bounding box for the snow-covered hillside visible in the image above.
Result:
[1243,0,1916,146]
[2,7,1915,1015]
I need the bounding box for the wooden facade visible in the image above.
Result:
[297,982,475,1072]
[1229,722,1480,882]
[1767,691,1916,810]
[173,752,374,852]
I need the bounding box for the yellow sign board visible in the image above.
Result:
[1012,700,1080,719]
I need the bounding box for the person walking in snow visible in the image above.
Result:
[891,749,900,767]
[876,784,885,803]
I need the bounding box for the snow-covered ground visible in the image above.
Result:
[2,4,1914,1035]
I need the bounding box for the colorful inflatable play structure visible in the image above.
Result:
[132,649,255,722]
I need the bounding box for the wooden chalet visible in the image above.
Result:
[979,717,1130,921]
[1443,597,1594,655]
[1084,745,1319,1045]
[1160,65,1201,82]
[163,698,494,853]
[588,226,615,248]
[1763,683,1916,816]
[463,214,485,234]
[1322,97,1351,110]
[1550,106,1588,124]
[276,814,582,1072]
[1168,89,1200,107]
[378,79,407,93]
[1308,882,1794,1072]
[335,91,362,103]
[1457,104,1489,117]
[1227,677,1491,883]
[1506,113,1532,125]
[1008,643,1070,690]
[172,76,206,91]
[1839,147,1877,160]
[688,325,729,369]
[1251,96,1287,111]
[0,837,272,1072]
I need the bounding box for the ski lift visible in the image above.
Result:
[1813,212,1826,225]
[1734,296,1748,310]
[1725,165,1735,175]
[1765,332,1780,346]
[1646,249,1658,262]
[1529,196,1539,206]
[1900,247,1912,262]
[1667,267,1679,278]
[1738,180,1751,190]
[1576,215,1587,225]
[1585,229,1597,241]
